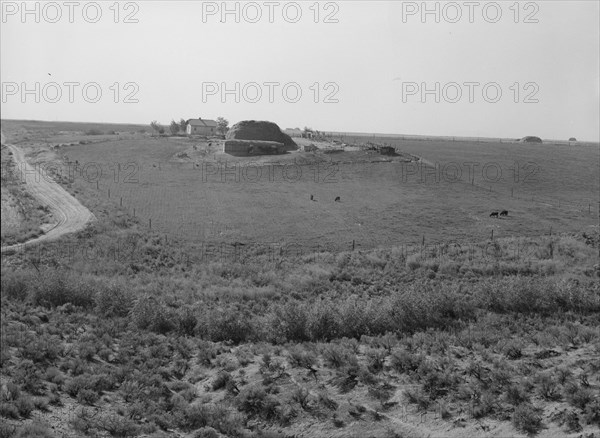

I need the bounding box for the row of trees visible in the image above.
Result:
[150,117,229,136]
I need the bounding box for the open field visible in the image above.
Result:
[1,120,599,438]
[2,120,596,253]
[335,134,599,211]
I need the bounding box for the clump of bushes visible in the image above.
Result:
[390,349,425,374]
[512,403,543,434]
[564,382,593,410]
[71,408,139,437]
[0,270,29,301]
[29,270,96,309]
[14,421,54,438]
[196,306,254,343]
[322,344,357,369]
[236,385,280,421]
[130,296,176,334]
[287,345,317,369]
[476,276,599,314]
[95,282,133,317]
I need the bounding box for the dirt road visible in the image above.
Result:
[1,143,96,253]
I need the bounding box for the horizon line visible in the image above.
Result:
[1,118,598,144]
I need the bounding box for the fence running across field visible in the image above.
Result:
[85,158,598,247]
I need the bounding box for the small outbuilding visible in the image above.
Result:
[520,136,543,143]
[379,146,396,155]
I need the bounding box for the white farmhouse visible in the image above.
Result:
[186,118,218,136]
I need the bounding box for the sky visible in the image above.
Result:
[1,1,599,141]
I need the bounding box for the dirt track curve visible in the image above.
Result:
[1,143,96,253]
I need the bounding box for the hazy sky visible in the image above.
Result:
[1,1,599,140]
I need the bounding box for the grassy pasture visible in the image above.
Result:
[342,135,599,210]
[55,138,597,253]
[2,120,597,253]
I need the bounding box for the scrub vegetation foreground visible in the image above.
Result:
[1,225,599,437]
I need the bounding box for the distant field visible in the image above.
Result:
[2,120,598,252]
[61,143,597,252]
[341,135,599,210]
[1,119,149,138]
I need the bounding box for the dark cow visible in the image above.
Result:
[490,211,499,218]
[500,210,508,217]
[335,196,341,202]
[310,195,314,201]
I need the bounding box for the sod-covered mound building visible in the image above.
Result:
[224,120,297,156]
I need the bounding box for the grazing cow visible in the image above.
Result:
[335,196,341,202]
[490,211,499,218]
[500,210,508,216]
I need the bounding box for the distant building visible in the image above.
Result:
[379,146,396,155]
[303,144,318,152]
[519,136,542,143]
[284,128,303,138]
[186,118,218,136]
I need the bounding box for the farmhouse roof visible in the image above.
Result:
[187,118,218,127]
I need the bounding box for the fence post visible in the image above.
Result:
[491,229,494,240]
[120,197,123,207]
[511,188,513,197]
[133,208,136,217]
[149,218,151,229]
[352,240,355,251]
[96,181,99,189]
[108,188,110,198]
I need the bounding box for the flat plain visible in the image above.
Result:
[1,119,598,438]
[3,120,596,253]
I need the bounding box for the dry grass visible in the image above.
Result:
[29,133,598,254]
